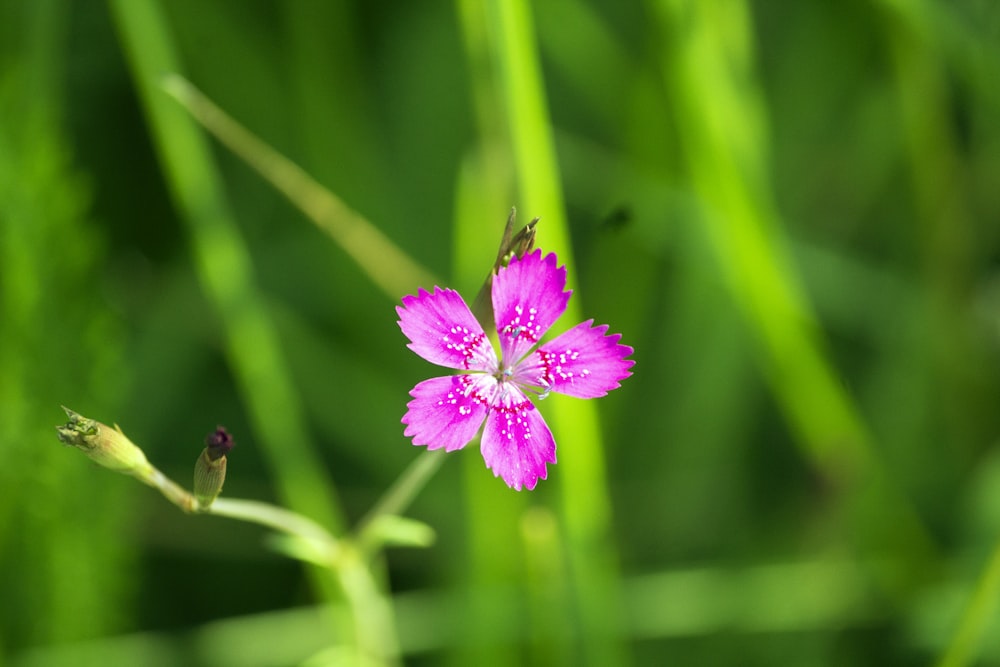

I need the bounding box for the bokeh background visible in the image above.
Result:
[3,0,1000,665]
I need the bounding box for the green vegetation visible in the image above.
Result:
[2,0,999,664]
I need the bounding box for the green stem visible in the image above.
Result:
[149,472,402,665]
[160,74,438,299]
[355,449,447,550]
[180,492,401,665]
[135,464,341,562]
[141,466,196,513]
[336,546,402,664]
[207,497,340,560]
[156,478,401,665]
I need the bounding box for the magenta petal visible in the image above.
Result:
[402,375,494,451]
[517,319,634,399]
[492,250,571,366]
[480,387,556,490]
[397,287,497,372]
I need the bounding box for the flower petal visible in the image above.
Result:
[480,386,556,490]
[402,375,494,451]
[517,319,634,399]
[492,250,571,367]
[398,287,497,372]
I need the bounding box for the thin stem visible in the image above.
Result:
[336,545,401,664]
[140,466,401,664]
[207,497,340,561]
[137,464,401,664]
[161,74,438,299]
[355,449,447,549]
[139,465,196,513]
[133,464,341,562]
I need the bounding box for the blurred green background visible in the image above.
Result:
[3,0,1000,665]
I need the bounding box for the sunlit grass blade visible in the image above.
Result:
[458,1,630,665]
[648,0,938,596]
[452,2,533,664]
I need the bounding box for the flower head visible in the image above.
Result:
[397,249,634,490]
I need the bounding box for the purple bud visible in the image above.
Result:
[205,426,235,461]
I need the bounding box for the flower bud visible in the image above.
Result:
[472,208,539,330]
[56,407,153,477]
[193,426,234,509]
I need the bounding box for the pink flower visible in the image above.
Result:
[397,250,634,490]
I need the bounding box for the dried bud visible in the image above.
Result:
[56,407,153,478]
[205,426,235,461]
[194,427,234,509]
[472,208,540,330]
